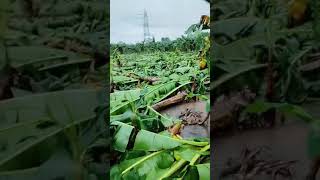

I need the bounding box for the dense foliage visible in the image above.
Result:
[0,1,108,180]
[110,17,210,179]
[111,32,209,53]
[211,0,320,178]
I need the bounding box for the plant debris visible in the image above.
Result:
[179,108,207,125]
[220,147,298,180]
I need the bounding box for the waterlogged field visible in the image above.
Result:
[110,51,210,179]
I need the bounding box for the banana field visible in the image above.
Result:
[211,0,320,179]
[110,32,211,179]
[0,0,109,180]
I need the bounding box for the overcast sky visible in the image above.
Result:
[110,0,209,44]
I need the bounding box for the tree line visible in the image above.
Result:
[111,31,209,54]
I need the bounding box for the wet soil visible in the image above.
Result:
[213,120,311,179]
[211,101,320,180]
[160,100,209,139]
[161,100,320,179]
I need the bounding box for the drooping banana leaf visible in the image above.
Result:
[212,0,247,19]
[110,89,141,115]
[143,82,177,103]
[112,76,138,84]
[146,106,180,128]
[38,58,91,72]
[8,46,87,69]
[110,135,209,180]
[213,26,312,63]
[110,109,136,124]
[245,100,315,123]
[0,167,39,180]
[153,81,191,103]
[212,17,265,39]
[133,130,208,152]
[211,64,267,90]
[110,150,174,180]
[0,89,101,171]
[112,121,134,152]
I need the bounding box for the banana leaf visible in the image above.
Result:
[0,89,101,171]
[112,121,134,152]
[110,81,190,115]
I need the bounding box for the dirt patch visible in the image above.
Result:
[160,98,320,179]
[212,101,320,180]
[220,147,297,180]
[179,108,208,125]
[160,100,209,139]
[211,88,256,134]
[212,121,312,179]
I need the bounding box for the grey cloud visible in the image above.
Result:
[111,0,209,43]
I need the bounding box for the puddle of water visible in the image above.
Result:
[160,100,209,138]
[180,125,209,139]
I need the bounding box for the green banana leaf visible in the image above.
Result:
[196,163,210,180]
[8,46,86,69]
[245,100,315,123]
[0,89,101,171]
[112,121,134,152]
[110,81,190,115]
[110,150,174,180]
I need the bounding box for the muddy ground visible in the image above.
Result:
[161,100,320,179]
[160,100,209,138]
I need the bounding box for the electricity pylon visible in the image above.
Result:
[143,9,154,43]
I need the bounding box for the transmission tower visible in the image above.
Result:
[143,9,154,43]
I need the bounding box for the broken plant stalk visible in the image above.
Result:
[189,144,210,165]
[128,72,160,84]
[160,159,187,180]
[160,144,210,179]
[175,139,208,147]
[169,122,182,136]
[152,91,188,111]
[264,21,276,127]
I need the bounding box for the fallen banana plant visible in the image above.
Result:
[0,89,108,179]
[110,121,209,180]
[151,91,188,111]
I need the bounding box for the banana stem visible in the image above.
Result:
[121,150,164,176]
[176,139,208,146]
[190,144,210,166]
[159,159,187,180]
[160,145,210,179]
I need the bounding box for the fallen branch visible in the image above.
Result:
[128,73,160,84]
[152,91,187,111]
[139,76,160,83]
